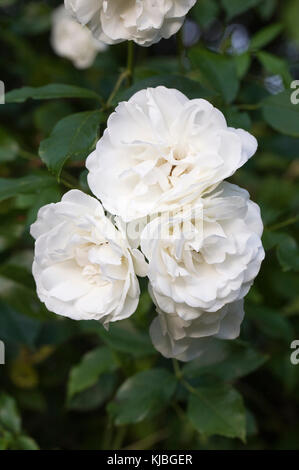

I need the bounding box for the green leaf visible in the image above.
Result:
[68,346,118,399]
[221,0,261,20]
[257,0,277,20]
[80,321,156,358]
[0,394,21,434]
[183,342,267,382]
[13,435,39,450]
[116,75,213,104]
[277,235,299,272]
[39,111,103,178]
[187,384,246,441]
[261,90,299,137]
[250,23,283,50]
[257,51,292,86]
[189,47,239,103]
[262,231,299,271]
[192,0,220,28]
[0,174,55,202]
[0,301,41,348]
[108,369,176,425]
[0,267,49,322]
[34,101,73,135]
[233,53,251,79]
[5,84,101,103]
[0,428,13,450]
[0,127,19,163]
[68,374,117,411]
[224,108,251,130]
[246,305,294,341]
[262,230,286,250]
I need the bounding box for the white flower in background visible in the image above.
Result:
[86,87,257,222]
[141,182,265,322]
[51,5,107,69]
[150,298,245,362]
[30,190,147,325]
[64,0,196,47]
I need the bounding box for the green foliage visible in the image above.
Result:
[68,346,118,399]
[0,393,39,450]
[191,0,220,28]
[5,84,101,103]
[107,369,177,425]
[80,321,156,358]
[39,110,103,178]
[257,51,292,85]
[0,127,19,163]
[261,91,299,136]
[183,341,268,382]
[0,174,56,202]
[250,23,283,50]
[187,384,246,441]
[221,0,261,20]
[189,47,239,103]
[0,0,298,451]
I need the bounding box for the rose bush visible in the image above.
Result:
[65,0,196,46]
[2,0,297,450]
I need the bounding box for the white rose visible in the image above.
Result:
[86,87,257,222]
[64,0,196,46]
[30,190,147,325]
[141,182,265,320]
[149,298,245,362]
[51,5,107,69]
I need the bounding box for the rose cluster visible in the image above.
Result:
[31,86,264,361]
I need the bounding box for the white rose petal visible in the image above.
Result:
[64,0,196,46]
[86,87,257,222]
[30,190,146,325]
[52,5,107,69]
[141,182,265,321]
[149,299,245,362]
